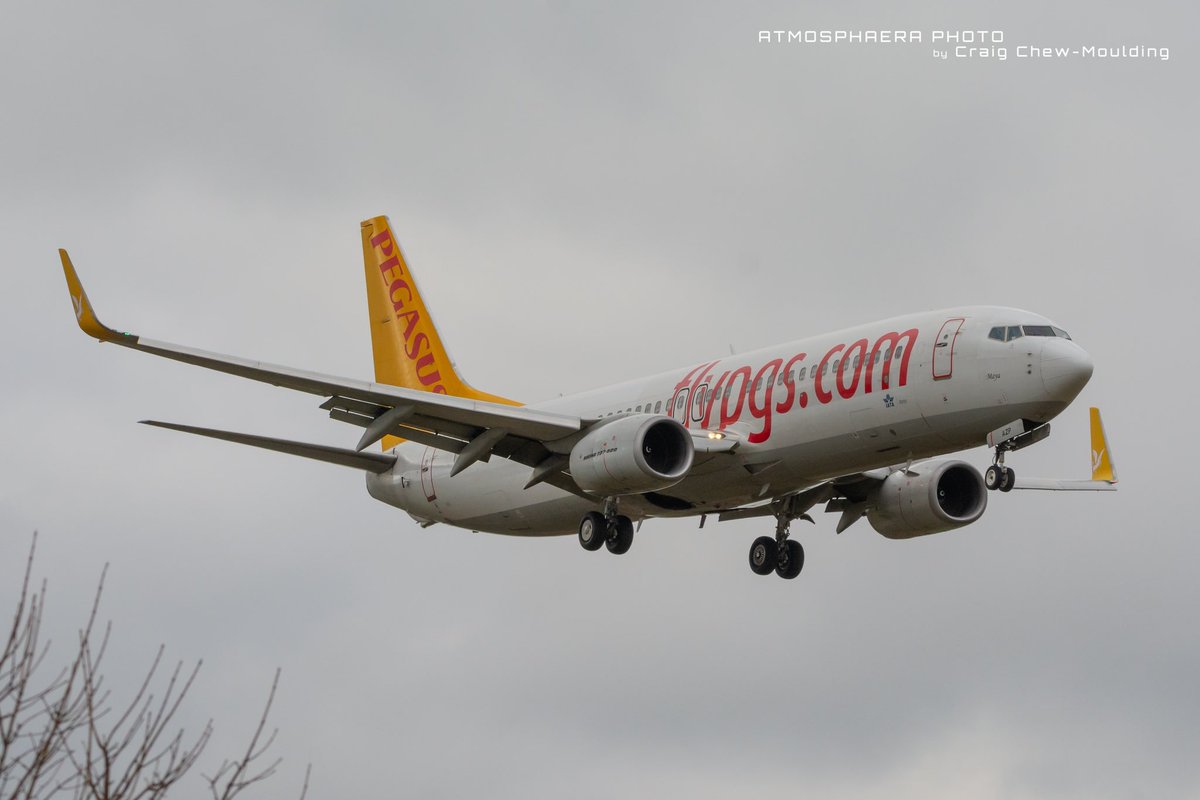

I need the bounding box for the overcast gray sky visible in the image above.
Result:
[2,2,1196,797]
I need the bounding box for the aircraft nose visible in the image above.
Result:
[1041,341,1094,402]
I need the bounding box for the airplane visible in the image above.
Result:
[57,215,1117,580]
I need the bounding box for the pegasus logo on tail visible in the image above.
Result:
[71,292,84,321]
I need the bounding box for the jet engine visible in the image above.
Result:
[569,415,694,495]
[867,460,987,539]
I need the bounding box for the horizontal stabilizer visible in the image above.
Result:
[140,421,397,473]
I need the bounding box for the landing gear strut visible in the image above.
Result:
[578,498,635,555]
[748,509,805,579]
[985,420,1051,493]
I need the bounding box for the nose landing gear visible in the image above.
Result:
[985,419,1051,493]
[985,459,1016,493]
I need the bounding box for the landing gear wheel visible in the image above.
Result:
[776,540,804,580]
[578,511,607,551]
[749,536,778,576]
[606,516,635,555]
[985,465,1001,491]
[999,466,1016,493]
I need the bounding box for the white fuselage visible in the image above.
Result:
[366,306,1094,535]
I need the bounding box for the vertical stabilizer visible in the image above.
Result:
[360,216,518,448]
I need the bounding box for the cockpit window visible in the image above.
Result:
[1023,325,1073,339]
[991,324,1071,342]
[989,325,1026,342]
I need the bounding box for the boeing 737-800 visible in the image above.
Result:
[58,216,1116,580]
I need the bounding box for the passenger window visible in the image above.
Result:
[799,367,807,380]
[1007,326,1023,341]
[654,401,661,413]
[895,346,904,358]
[989,326,1005,341]
[635,405,642,412]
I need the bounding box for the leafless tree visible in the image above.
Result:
[0,534,309,799]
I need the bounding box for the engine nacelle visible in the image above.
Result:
[867,460,987,539]
[568,415,694,495]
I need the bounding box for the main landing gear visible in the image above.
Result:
[748,510,804,580]
[578,499,635,555]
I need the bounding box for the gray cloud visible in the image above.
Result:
[1,1,1196,797]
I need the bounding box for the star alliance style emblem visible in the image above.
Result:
[883,394,895,408]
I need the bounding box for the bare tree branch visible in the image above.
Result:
[1,534,309,799]
[205,669,285,800]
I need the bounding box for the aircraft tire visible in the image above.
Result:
[999,467,1016,493]
[606,516,635,555]
[579,512,607,551]
[749,536,778,576]
[776,540,804,580]
[985,465,1000,490]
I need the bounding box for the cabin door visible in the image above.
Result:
[932,318,965,380]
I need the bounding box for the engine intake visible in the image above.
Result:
[569,415,694,495]
[868,460,987,539]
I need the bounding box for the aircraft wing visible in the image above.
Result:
[1011,408,1118,491]
[59,250,587,487]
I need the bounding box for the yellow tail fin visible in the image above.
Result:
[1089,407,1117,483]
[361,217,517,447]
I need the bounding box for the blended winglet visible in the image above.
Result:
[1012,406,1118,491]
[1089,407,1117,483]
[58,249,135,343]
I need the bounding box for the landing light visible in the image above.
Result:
[706,431,725,440]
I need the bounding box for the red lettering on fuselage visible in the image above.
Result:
[814,344,844,405]
[837,338,869,400]
[865,328,918,392]
[720,366,751,428]
[746,359,781,444]
[664,328,921,444]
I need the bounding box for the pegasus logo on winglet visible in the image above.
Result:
[71,293,84,321]
[1092,448,1105,472]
